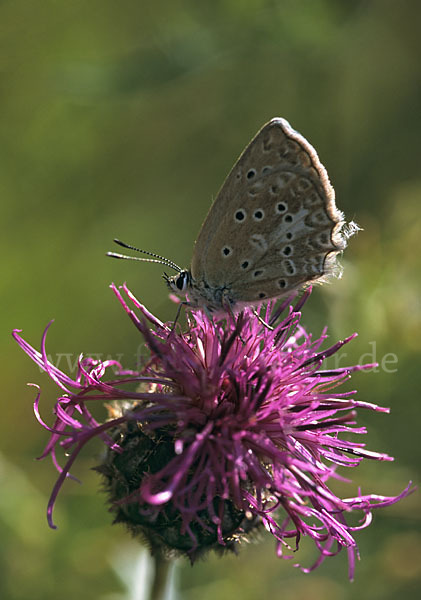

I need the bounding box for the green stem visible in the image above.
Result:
[150,555,171,600]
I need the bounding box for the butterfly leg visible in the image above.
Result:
[172,302,224,344]
[253,309,274,331]
[170,301,189,334]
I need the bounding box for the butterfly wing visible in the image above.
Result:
[191,118,349,304]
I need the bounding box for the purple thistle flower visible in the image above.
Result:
[13,284,412,580]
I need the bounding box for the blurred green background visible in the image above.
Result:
[1,1,420,598]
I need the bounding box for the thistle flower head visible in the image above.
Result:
[13,284,412,580]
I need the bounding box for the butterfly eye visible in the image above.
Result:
[175,271,190,291]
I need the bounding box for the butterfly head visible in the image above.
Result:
[163,270,192,298]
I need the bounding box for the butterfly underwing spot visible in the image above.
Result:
[262,136,272,152]
[297,177,312,192]
[311,209,330,225]
[302,255,325,275]
[278,279,287,289]
[283,259,296,275]
[275,202,287,214]
[240,260,251,270]
[258,292,266,299]
[286,232,293,240]
[304,213,317,229]
[315,254,326,271]
[278,173,294,187]
[287,139,300,152]
[252,269,265,279]
[249,234,268,252]
[284,214,293,223]
[307,166,320,180]
[298,150,312,168]
[281,245,293,256]
[221,246,233,257]
[253,209,264,221]
[316,232,331,248]
[303,191,322,209]
[262,166,272,175]
[312,258,325,274]
[282,140,301,163]
[247,169,256,179]
[284,140,302,162]
[248,179,266,195]
[234,209,247,222]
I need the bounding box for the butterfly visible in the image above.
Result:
[108,118,356,314]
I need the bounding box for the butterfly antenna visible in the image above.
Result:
[107,239,182,273]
